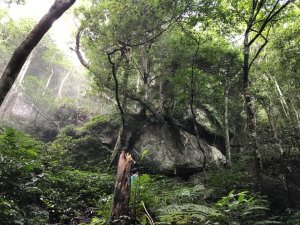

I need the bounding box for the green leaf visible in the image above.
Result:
[229,190,235,197]
[238,193,244,203]
[141,149,149,161]
[141,214,147,225]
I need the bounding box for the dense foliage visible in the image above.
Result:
[0,122,299,224]
[0,126,115,224]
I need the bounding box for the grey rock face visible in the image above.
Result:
[183,108,225,152]
[194,108,222,135]
[134,124,225,176]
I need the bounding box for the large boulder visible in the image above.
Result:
[134,124,225,176]
[194,108,222,136]
[183,108,226,152]
[50,116,119,170]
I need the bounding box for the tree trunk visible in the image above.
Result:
[0,51,34,117]
[139,45,151,114]
[189,39,207,183]
[110,126,124,165]
[260,99,284,155]
[43,67,54,95]
[243,31,262,178]
[57,70,71,100]
[0,91,18,118]
[111,150,134,225]
[290,98,300,132]
[17,50,34,87]
[224,87,231,165]
[268,75,290,118]
[0,0,76,106]
[122,59,130,108]
[33,110,39,127]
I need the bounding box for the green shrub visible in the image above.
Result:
[0,126,115,224]
[38,169,114,223]
[207,158,254,193]
[0,197,26,225]
[207,190,279,225]
[285,209,300,225]
[83,115,111,130]
[85,174,202,225]
[130,174,215,224]
[0,127,45,224]
[156,190,280,225]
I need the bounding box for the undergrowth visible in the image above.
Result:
[1,126,299,225]
[0,126,114,224]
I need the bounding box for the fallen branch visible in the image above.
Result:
[142,201,155,225]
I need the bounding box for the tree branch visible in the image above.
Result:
[125,3,187,49]
[248,0,294,46]
[249,33,268,69]
[185,25,207,184]
[250,0,267,25]
[107,52,124,115]
[126,92,163,121]
[74,28,90,70]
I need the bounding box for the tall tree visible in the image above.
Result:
[241,0,295,177]
[75,1,190,223]
[0,0,76,105]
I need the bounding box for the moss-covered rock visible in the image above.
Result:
[50,115,120,170]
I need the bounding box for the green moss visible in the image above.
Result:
[82,115,110,130]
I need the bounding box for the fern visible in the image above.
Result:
[285,210,300,225]
[157,203,218,225]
